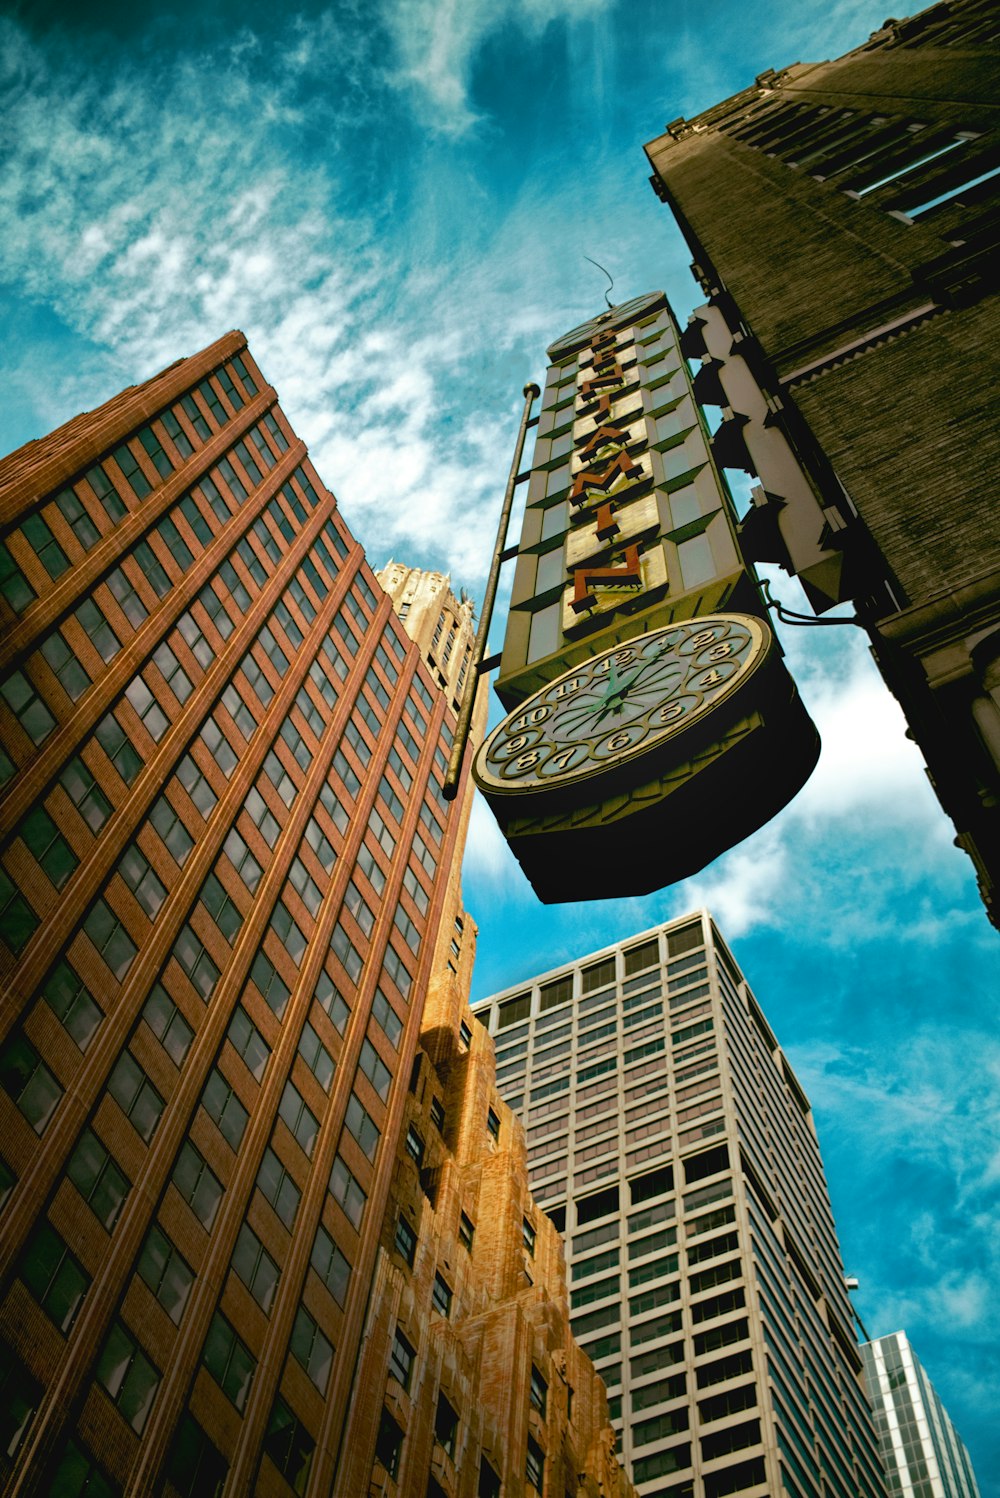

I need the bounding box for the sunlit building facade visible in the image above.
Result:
[0,334,478,1496]
[474,913,887,1498]
[862,1333,980,1498]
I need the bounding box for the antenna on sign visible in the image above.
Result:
[584,256,615,310]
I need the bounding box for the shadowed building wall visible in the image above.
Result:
[644,0,1000,925]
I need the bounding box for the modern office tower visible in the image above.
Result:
[473,913,887,1498]
[644,0,1000,925]
[336,885,635,1498]
[862,1333,981,1498]
[0,333,482,1496]
[377,563,476,717]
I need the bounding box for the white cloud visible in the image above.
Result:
[463,792,535,897]
[379,0,611,135]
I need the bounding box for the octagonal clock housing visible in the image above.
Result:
[473,615,819,903]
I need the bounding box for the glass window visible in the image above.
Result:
[279,1080,319,1157]
[1,669,57,745]
[0,869,40,954]
[149,794,194,867]
[310,1223,350,1305]
[95,709,143,784]
[290,1306,333,1393]
[41,960,102,1051]
[395,1215,417,1265]
[40,632,91,701]
[389,1328,415,1390]
[171,923,220,999]
[432,1272,452,1317]
[137,1224,194,1323]
[107,1052,164,1142]
[21,512,69,577]
[199,870,242,942]
[106,565,148,627]
[202,1312,255,1412]
[231,1222,280,1312]
[529,1365,547,1416]
[19,1223,90,1332]
[256,1145,300,1230]
[329,1153,366,1229]
[172,1141,223,1230]
[263,1398,314,1496]
[404,1123,424,1166]
[375,1409,403,1479]
[67,1129,130,1231]
[526,1436,544,1491]
[59,755,112,833]
[359,1038,392,1101]
[498,992,531,1029]
[119,843,167,919]
[0,542,35,613]
[96,1320,160,1432]
[167,1414,229,1498]
[201,1068,249,1150]
[249,950,291,1019]
[1,1036,63,1133]
[227,1007,270,1081]
[75,598,121,662]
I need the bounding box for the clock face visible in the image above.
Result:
[474,614,771,795]
[546,291,667,361]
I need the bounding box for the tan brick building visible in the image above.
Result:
[0,336,481,1495]
[0,346,632,1498]
[644,0,1000,924]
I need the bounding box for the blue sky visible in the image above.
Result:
[2,0,997,1486]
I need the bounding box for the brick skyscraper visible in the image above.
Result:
[644,0,1000,924]
[0,334,480,1495]
[474,913,887,1498]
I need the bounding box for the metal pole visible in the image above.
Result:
[443,381,540,800]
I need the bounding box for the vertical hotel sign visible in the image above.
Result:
[473,293,820,902]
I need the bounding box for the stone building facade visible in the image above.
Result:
[336,901,635,1498]
[377,562,476,716]
[644,0,1000,924]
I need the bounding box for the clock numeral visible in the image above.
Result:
[547,746,578,773]
[690,628,719,649]
[659,702,685,723]
[511,705,550,733]
[505,733,531,754]
[551,676,584,700]
[606,730,632,752]
[614,647,636,666]
[700,668,726,686]
[706,642,732,661]
[513,750,541,773]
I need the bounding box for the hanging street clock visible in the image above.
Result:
[473,614,818,901]
[473,292,820,903]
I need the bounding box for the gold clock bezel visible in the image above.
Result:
[473,613,772,797]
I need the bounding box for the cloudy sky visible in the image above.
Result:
[2,0,997,1485]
